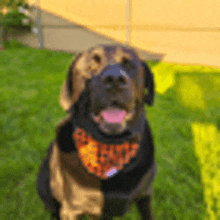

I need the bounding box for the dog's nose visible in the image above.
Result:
[101,68,129,89]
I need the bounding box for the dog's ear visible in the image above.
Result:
[142,62,155,106]
[59,53,84,112]
[56,114,76,152]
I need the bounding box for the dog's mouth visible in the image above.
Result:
[91,107,135,124]
[90,106,135,135]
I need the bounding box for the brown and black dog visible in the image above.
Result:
[37,45,156,220]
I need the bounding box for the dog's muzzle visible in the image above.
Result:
[101,64,130,90]
[89,64,136,135]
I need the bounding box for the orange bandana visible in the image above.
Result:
[73,128,140,179]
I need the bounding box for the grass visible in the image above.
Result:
[1,40,219,220]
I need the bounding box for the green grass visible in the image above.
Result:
[1,40,219,220]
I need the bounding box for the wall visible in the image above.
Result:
[26,0,220,66]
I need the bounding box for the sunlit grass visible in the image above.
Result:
[152,63,175,95]
[191,123,220,220]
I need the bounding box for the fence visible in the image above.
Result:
[26,0,220,66]
[0,13,3,49]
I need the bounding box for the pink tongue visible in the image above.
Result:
[102,110,126,123]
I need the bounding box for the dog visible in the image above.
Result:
[37,45,156,220]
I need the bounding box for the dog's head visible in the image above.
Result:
[60,45,154,136]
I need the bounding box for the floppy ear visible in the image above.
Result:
[56,114,76,152]
[142,62,155,106]
[59,53,83,112]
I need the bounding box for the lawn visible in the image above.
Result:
[1,40,219,220]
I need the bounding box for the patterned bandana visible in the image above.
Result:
[72,128,140,179]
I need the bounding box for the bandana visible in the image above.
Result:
[73,128,140,179]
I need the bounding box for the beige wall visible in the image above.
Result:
[132,1,219,28]
[27,0,220,66]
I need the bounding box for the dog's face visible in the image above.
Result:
[60,45,154,136]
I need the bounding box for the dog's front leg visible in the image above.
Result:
[135,195,154,220]
[59,201,84,220]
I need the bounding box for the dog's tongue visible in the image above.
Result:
[101,108,126,123]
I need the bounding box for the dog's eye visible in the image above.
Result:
[93,54,101,64]
[121,58,135,71]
